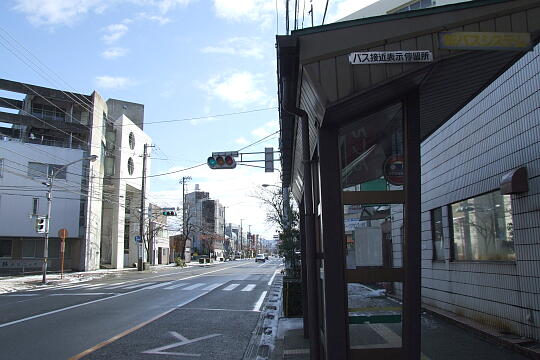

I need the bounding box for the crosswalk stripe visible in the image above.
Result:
[223,284,240,291]
[142,281,174,290]
[202,283,224,291]
[182,283,205,290]
[124,282,155,289]
[163,283,189,290]
[241,284,256,292]
[101,283,133,289]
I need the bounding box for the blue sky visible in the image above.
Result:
[0,0,375,238]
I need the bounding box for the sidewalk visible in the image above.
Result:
[269,283,539,360]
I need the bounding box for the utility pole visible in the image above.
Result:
[139,143,154,271]
[223,206,226,256]
[179,176,191,260]
[240,218,244,257]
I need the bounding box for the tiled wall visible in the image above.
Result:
[420,44,540,340]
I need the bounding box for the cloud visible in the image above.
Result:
[13,0,106,26]
[199,71,271,109]
[95,76,134,89]
[102,47,129,59]
[152,0,192,14]
[235,137,249,145]
[251,120,279,138]
[212,0,278,28]
[201,37,266,59]
[102,23,129,43]
[134,12,171,24]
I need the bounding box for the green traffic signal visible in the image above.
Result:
[207,156,217,168]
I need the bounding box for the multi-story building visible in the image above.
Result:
[185,186,225,259]
[0,78,152,273]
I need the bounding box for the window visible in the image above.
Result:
[124,223,130,254]
[431,207,444,261]
[32,197,39,216]
[129,132,135,150]
[22,239,44,258]
[28,162,67,179]
[0,158,3,177]
[0,239,12,257]
[127,157,134,175]
[28,162,47,178]
[450,191,515,261]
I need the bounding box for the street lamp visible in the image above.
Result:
[41,154,98,284]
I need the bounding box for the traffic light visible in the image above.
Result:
[207,152,237,169]
[35,216,47,233]
[162,210,176,216]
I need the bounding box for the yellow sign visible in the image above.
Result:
[439,32,531,51]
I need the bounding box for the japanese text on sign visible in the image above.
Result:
[349,51,433,64]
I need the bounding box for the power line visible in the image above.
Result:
[236,131,279,152]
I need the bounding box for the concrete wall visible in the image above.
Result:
[420,44,540,340]
[0,141,84,237]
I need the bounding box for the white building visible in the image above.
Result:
[0,79,162,273]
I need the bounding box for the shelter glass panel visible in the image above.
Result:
[339,103,404,192]
[345,204,403,270]
[348,282,403,351]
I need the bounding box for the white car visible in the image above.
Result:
[255,254,266,262]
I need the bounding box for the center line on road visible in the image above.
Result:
[253,291,267,311]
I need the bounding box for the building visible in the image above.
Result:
[276,0,540,358]
[0,79,152,273]
[148,204,170,265]
[184,186,225,259]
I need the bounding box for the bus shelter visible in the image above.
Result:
[276,0,540,358]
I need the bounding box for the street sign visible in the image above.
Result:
[135,235,142,243]
[439,32,531,51]
[349,50,432,64]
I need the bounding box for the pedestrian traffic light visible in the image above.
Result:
[162,210,176,216]
[207,152,237,169]
[35,216,47,233]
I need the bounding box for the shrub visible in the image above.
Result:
[175,257,186,267]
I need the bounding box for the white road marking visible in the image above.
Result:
[142,281,174,290]
[241,284,256,292]
[49,293,114,296]
[181,283,205,290]
[101,283,133,289]
[223,283,240,291]
[0,263,248,329]
[123,282,155,289]
[4,294,39,297]
[267,269,279,285]
[163,283,188,290]
[142,331,221,356]
[253,291,267,311]
[202,283,223,291]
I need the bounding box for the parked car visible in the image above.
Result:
[255,254,266,262]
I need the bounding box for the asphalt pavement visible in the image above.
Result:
[0,258,283,360]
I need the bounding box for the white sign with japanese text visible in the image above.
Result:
[349,50,433,64]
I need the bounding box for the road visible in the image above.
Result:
[0,258,282,360]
